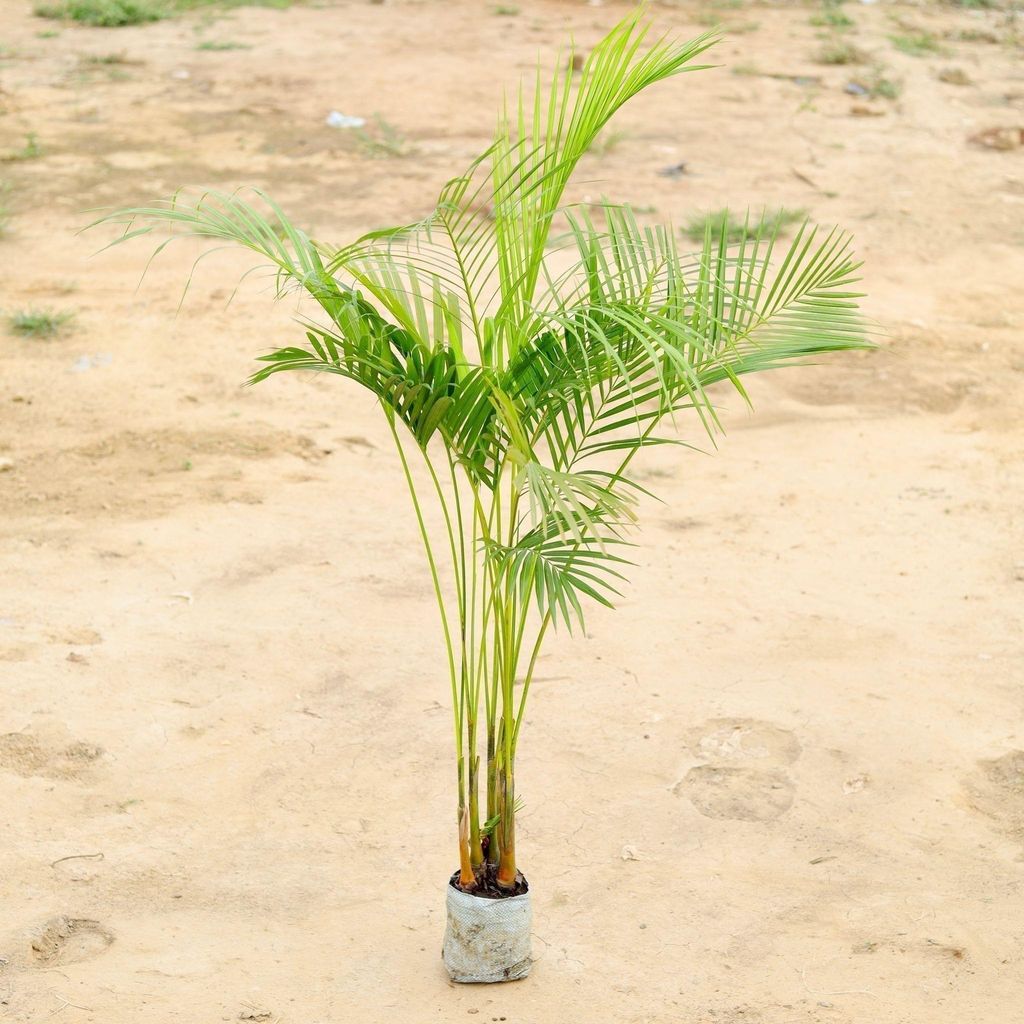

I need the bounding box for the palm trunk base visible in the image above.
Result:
[450,862,528,899]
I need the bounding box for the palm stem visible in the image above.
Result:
[387,416,467,871]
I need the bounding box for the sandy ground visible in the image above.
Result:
[2,0,1024,1020]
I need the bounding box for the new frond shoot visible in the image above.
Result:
[94,8,872,896]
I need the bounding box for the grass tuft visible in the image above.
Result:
[34,0,166,25]
[35,0,290,26]
[848,65,903,101]
[889,31,945,56]
[681,208,808,245]
[353,116,416,160]
[816,39,866,65]
[196,39,251,50]
[810,1,854,31]
[8,309,74,337]
[1,134,42,163]
[868,72,902,100]
[82,51,131,63]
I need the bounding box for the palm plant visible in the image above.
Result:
[96,9,870,901]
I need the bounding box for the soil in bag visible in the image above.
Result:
[449,863,529,899]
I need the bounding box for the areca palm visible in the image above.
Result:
[96,8,871,900]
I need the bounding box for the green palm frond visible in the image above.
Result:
[518,462,637,543]
[486,532,632,632]
[487,18,719,360]
[90,188,346,316]
[488,462,645,630]
[254,316,508,480]
[504,209,871,475]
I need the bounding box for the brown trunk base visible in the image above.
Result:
[449,863,529,899]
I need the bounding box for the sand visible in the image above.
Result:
[1,0,1023,1020]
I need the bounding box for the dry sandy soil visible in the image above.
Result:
[2,0,1024,1020]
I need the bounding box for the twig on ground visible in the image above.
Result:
[50,852,104,869]
[49,993,94,1015]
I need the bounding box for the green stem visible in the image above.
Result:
[468,736,483,867]
[387,416,464,832]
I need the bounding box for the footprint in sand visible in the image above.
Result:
[0,727,103,780]
[686,717,802,765]
[15,916,115,968]
[960,750,1024,847]
[678,765,795,821]
[675,718,800,822]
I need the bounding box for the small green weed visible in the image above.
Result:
[869,73,901,99]
[816,40,866,64]
[810,1,854,31]
[681,208,808,245]
[946,27,1000,43]
[34,0,166,26]
[82,52,131,63]
[36,0,290,27]
[353,116,416,160]
[1,135,42,164]
[849,65,903,100]
[8,309,74,337]
[196,39,251,50]
[890,31,945,56]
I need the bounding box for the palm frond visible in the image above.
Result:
[503,210,872,474]
[518,462,637,543]
[89,188,349,316]
[487,16,719,361]
[486,532,633,631]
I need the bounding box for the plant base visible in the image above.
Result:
[442,876,532,983]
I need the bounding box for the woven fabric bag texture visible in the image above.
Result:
[442,885,532,983]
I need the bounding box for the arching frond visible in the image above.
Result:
[486,533,632,632]
[503,210,872,474]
